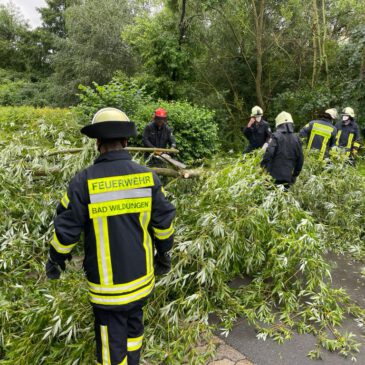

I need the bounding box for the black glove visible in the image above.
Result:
[45,255,70,280]
[154,252,171,275]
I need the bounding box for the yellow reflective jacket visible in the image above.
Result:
[299,119,337,160]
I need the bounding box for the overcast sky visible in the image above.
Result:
[0,0,46,28]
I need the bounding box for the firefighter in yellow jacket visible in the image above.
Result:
[46,108,176,365]
[299,108,337,160]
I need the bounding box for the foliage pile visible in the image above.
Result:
[293,154,365,258]
[0,109,365,364]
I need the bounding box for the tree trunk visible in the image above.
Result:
[360,47,365,80]
[252,0,265,107]
[178,0,188,46]
[321,0,329,83]
[171,0,188,83]
[311,0,319,88]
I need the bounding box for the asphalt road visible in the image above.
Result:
[219,253,365,365]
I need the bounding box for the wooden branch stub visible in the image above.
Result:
[151,168,202,179]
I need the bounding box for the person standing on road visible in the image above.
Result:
[242,105,272,154]
[261,111,304,189]
[46,107,176,365]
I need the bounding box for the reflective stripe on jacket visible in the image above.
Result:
[299,119,337,160]
[335,120,362,156]
[50,150,176,309]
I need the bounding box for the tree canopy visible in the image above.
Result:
[0,0,364,146]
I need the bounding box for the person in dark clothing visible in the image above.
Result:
[261,111,304,188]
[242,105,272,154]
[46,108,176,365]
[299,109,337,160]
[143,108,176,149]
[335,107,362,159]
[143,108,176,166]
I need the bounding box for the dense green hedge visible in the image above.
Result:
[77,76,219,162]
[0,106,81,147]
[0,70,52,108]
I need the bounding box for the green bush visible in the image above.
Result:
[269,83,365,134]
[77,76,219,163]
[0,106,81,148]
[268,85,338,129]
[0,69,52,107]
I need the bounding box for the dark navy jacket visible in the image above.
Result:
[299,119,337,158]
[334,119,361,149]
[261,123,304,184]
[50,150,176,309]
[143,122,176,149]
[243,120,272,153]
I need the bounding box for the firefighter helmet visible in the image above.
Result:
[81,107,137,139]
[325,108,338,120]
[250,105,263,117]
[275,111,293,127]
[341,107,355,118]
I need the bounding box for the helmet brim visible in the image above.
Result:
[80,121,137,139]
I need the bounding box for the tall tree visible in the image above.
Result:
[0,4,28,71]
[50,0,138,105]
[38,0,81,39]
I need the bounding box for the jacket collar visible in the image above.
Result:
[153,121,166,130]
[320,118,333,125]
[94,150,132,164]
[276,123,294,133]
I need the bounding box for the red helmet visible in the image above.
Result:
[154,108,167,118]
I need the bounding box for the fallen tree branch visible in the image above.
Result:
[127,147,179,154]
[46,148,84,156]
[45,147,179,157]
[32,167,62,176]
[151,168,203,179]
[32,166,203,179]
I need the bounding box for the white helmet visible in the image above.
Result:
[250,105,263,117]
[341,107,355,118]
[275,111,294,127]
[325,108,338,120]
[81,107,137,139]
